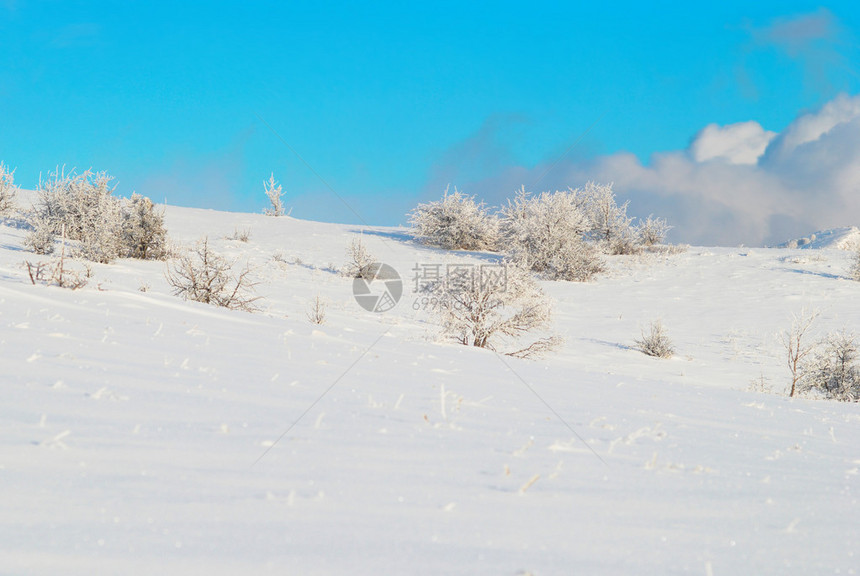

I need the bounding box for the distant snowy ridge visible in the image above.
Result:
[775,226,860,250]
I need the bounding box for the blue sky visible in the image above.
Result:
[2,1,860,243]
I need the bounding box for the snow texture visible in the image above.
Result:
[1,192,859,575]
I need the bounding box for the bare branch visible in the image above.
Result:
[165,238,261,312]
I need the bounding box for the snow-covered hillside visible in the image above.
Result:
[2,200,859,575]
[776,226,860,251]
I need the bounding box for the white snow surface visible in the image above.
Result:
[2,198,859,575]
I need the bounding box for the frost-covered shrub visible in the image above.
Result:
[635,320,674,358]
[122,193,168,260]
[423,262,561,358]
[0,162,18,216]
[800,331,859,402]
[409,187,499,251]
[165,238,260,311]
[27,170,123,263]
[26,169,168,263]
[263,173,288,217]
[307,294,327,325]
[573,182,676,254]
[343,236,376,279]
[637,215,672,247]
[575,181,638,254]
[500,187,603,282]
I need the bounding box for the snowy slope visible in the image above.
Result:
[2,200,859,575]
[776,226,860,250]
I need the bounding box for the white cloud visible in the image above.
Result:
[690,121,776,165]
[763,93,860,161]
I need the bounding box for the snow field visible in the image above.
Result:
[1,201,859,574]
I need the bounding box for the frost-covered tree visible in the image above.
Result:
[423,262,560,358]
[409,187,499,251]
[165,238,260,311]
[263,173,287,217]
[122,193,168,260]
[500,187,603,282]
[0,162,18,216]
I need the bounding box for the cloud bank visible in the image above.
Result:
[449,93,860,247]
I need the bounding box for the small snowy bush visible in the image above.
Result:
[500,187,603,282]
[122,193,168,260]
[422,262,561,358]
[166,238,260,311]
[343,236,376,279]
[409,187,499,251]
[227,227,252,243]
[307,294,327,325]
[0,162,18,216]
[263,173,288,217]
[635,320,674,358]
[800,330,859,402]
